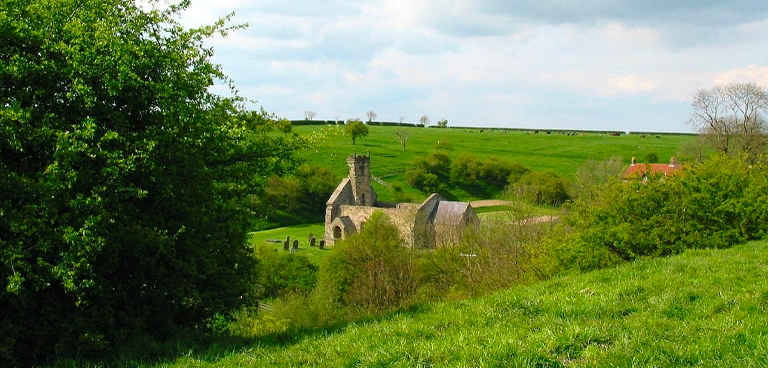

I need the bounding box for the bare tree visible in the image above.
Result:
[395,130,410,151]
[366,110,377,123]
[399,116,405,125]
[419,115,430,126]
[687,83,768,160]
[334,114,341,125]
[304,110,317,121]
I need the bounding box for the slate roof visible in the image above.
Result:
[432,201,471,225]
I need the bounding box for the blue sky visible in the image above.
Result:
[172,0,768,132]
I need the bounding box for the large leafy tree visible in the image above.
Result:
[344,119,369,144]
[0,0,298,363]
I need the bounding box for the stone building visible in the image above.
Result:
[325,153,479,247]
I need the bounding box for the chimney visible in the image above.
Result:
[631,157,637,165]
[669,157,676,167]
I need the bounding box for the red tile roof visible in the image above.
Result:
[621,158,682,180]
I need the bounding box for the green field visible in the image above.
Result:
[125,240,768,367]
[292,125,695,201]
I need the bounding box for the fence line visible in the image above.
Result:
[372,175,390,188]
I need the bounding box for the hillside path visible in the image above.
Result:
[469,200,513,208]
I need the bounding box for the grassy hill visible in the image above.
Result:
[126,240,768,368]
[295,125,693,178]
[292,125,695,201]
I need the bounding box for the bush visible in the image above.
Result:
[406,153,451,193]
[450,155,530,189]
[317,212,417,313]
[568,155,768,260]
[254,248,318,299]
[513,171,570,205]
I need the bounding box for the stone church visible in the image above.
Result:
[324,153,479,248]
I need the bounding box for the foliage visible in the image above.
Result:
[275,118,292,137]
[344,119,369,145]
[0,0,301,363]
[262,165,338,225]
[568,155,768,261]
[642,152,658,163]
[570,156,624,201]
[450,155,530,190]
[253,247,318,299]
[513,171,570,205]
[317,212,417,313]
[406,153,451,193]
[437,119,448,128]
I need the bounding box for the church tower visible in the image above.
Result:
[346,152,377,206]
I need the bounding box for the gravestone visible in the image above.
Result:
[292,239,299,250]
[308,233,313,242]
[283,239,289,251]
[309,237,316,247]
[319,240,325,249]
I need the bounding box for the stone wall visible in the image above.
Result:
[337,204,419,247]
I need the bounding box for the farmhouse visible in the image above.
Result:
[325,153,479,248]
[621,157,682,181]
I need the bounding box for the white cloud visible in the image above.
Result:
[169,0,768,133]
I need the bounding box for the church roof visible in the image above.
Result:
[432,201,472,225]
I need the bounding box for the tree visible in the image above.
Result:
[276,118,292,137]
[420,115,431,126]
[345,119,369,145]
[642,152,658,164]
[399,116,406,125]
[687,83,768,161]
[334,114,342,125]
[437,119,448,128]
[0,0,299,363]
[366,110,378,123]
[304,110,317,121]
[395,131,410,151]
[318,212,416,312]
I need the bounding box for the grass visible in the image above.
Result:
[93,240,768,367]
[248,223,331,264]
[294,125,695,202]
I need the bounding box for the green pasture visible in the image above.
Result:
[294,124,694,182]
[123,240,768,367]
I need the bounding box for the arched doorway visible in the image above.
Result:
[333,226,342,241]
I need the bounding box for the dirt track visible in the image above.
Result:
[469,200,513,208]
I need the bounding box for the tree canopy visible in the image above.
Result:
[344,119,369,145]
[0,0,300,363]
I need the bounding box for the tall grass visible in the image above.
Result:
[62,240,768,367]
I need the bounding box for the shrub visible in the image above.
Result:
[450,155,529,189]
[406,153,451,192]
[514,171,570,205]
[568,155,768,261]
[253,248,318,299]
[317,212,417,313]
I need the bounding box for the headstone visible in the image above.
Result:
[290,247,296,253]
[309,237,316,247]
[308,233,313,242]
[292,239,299,250]
[319,240,325,249]
[283,239,289,251]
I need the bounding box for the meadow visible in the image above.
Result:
[94,240,768,367]
[294,124,694,202]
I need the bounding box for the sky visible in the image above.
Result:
[171,0,768,133]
